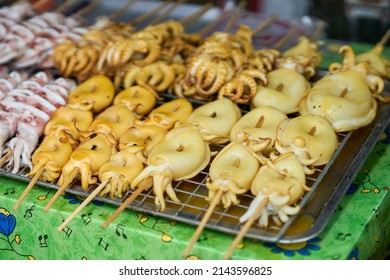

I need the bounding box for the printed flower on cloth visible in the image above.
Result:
[264,237,321,257]
[0,208,16,237]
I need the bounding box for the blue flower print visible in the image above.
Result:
[63,193,104,206]
[0,208,16,237]
[264,237,321,257]
[348,247,359,260]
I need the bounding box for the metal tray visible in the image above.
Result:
[0,1,389,243]
[1,78,389,244]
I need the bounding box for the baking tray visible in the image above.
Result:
[0,1,389,243]
[1,77,389,243]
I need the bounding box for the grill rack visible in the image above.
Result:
[1,79,389,244]
[0,0,389,242]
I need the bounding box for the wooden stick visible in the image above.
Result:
[44,168,78,212]
[274,26,298,50]
[149,0,187,26]
[224,1,246,32]
[252,14,278,36]
[108,0,138,21]
[223,197,269,260]
[13,167,44,211]
[75,0,102,17]
[0,150,12,168]
[180,3,214,27]
[182,189,223,258]
[101,179,151,229]
[378,28,390,47]
[310,20,326,42]
[198,8,230,37]
[129,0,174,25]
[55,0,78,13]
[57,180,109,232]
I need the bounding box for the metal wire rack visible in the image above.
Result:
[1,80,388,244]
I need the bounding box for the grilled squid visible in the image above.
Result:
[206,142,261,208]
[130,124,211,211]
[240,152,312,228]
[185,98,242,144]
[230,106,287,156]
[251,68,311,114]
[275,115,339,166]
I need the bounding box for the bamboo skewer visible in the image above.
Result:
[44,168,78,212]
[54,0,78,14]
[182,189,223,258]
[310,20,326,42]
[179,3,214,27]
[108,0,139,21]
[274,26,299,50]
[224,0,246,32]
[377,28,390,48]
[251,14,278,36]
[129,0,174,25]
[198,8,230,37]
[149,0,188,26]
[75,0,102,17]
[13,166,44,211]
[57,180,109,232]
[101,177,152,229]
[223,197,269,260]
[0,150,12,168]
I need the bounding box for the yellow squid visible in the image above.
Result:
[299,45,387,132]
[130,123,211,211]
[185,98,242,144]
[275,115,339,166]
[251,68,311,114]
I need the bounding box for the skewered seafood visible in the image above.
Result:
[119,125,167,163]
[206,142,261,209]
[251,68,311,114]
[299,45,387,132]
[56,132,117,192]
[275,115,339,166]
[28,130,75,183]
[67,74,115,113]
[185,98,242,144]
[43,105,94,143]
[113,85,157,118]
[139,98,193,130]
[82,103,137,141]
[44,132,117,212]
[98,150,145,199]
[230,106,288,156]
[240,151,312,228]
[130,124,211,211]
[0,72,74,173]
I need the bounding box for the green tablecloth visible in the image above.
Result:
[1,41,389,260]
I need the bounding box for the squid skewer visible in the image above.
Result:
[57,150,145,231]
[183,141,262,258]
[13,130,75,211]
[43,132,117,212]
[102,123,210,228]
[223,151,313,260]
